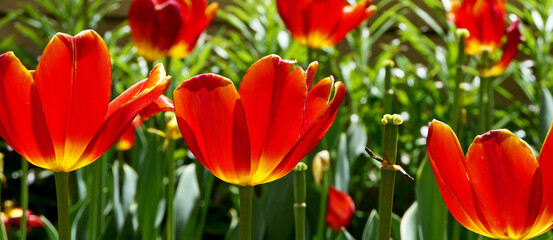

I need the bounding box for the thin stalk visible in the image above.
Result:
[88,156,104,240]
[383,60,394,114]
[451,31,467,132]
[239,185,254,240]
[486,77,494,130]
[478,52,491,133]
[478,79,486,133]
[378,114,401,240]
[195,171,215,240]
[20,159,28,240]
[82,0,89,29]
[166,139,175,240]
[55,172,70,240]
[316,170,329,240]
[293,163,307,240]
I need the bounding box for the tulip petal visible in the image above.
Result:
[0,52,56,169]
[465,129,542,239]
[330,0,376,46]
[305,61,318,89]
[174,74,251,185]
[75,64,171,171]
[277,0,310,43]
[116,117,142,151]
[482,18,521,77]
[139,95,175,120]
[262,81,345,184]
[168,1,219,58]
[531,122,553,236]
[31,30,111,171]
[326,186,355,231]
[426,120,492,237]
[129,0,182,61]
[302,0,343,48]
[238,55,307,184]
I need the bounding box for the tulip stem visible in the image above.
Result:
[55,172,70,240]
[294,163,307,240]
[451,31,467,132]
[166,139,175,240]
[383,60,394,114]
[239,185,254,240]
[89,155,105,240]
[20,158,28,240]
[486,76,494,130]
[316,169,329,240]
[196,170,215,240]
[378,114,402,240]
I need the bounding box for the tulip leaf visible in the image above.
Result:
[533,231,553,240]
[41,215,59,240]
[335,229,356,240]
[262,174,295,240]
[335,133,350,192]
[347,120,368,164]
[415,160,448,240]
[539,86,553,142]
[174,164,200,240]
[400,202,419,240]
[361,210,379,240]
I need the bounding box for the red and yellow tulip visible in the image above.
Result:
[1,205,43,232]
[427,120,553,239]
[0,30,171,172]
[129,0,218,61]
[326,186,355,231]
[277,0,376,49]
[174,55,346,186]
[448,0,521,76]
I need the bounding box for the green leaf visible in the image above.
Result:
[361,210,379,240]
[539,86,553,141]
[335,133,350,192]
[41,216,59,240]
[335,228,356,240]
[400,202,419,240]
[174,164,200,240]
[415,160,448,240]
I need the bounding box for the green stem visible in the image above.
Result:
[451,33,466,132]
[383,61,394,114]
[378,115,401,240]
[316,170,329,240]
[293,163,307,240]
[196,170,215,240]
[88,157,104,240]
[478,78,486,133]
[486,77,494,130]
[239,185,254,240]
[20,159,28,240]
[55,172,70,240]
[166,139,175,240]
[82,0,89,29]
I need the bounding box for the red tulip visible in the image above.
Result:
[116,117,143,151]
[326,186,355,231]
[1,207,43,232]
[277,0,376,49]
[449,0,521,76]
[173,55,346,186]
[129,0,218,61]
[0,30,171,172]
[427,120,553,239]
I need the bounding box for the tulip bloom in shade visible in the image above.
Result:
[174,55,346,186]
[449,0,521,76]
[427,120,553,239]
[116,117,143,151]
[0,30,171,172]
[129,0,218,61]
[326,186,355,231]
[1,208,43,231]
[277,0,376,49]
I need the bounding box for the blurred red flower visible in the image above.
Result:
[129,0,218,61]
[1,207,43,232]
[277,0,376,49]
[427,120,553,239]
[173,55,346,186]
[0,30,171,172]
[326,186,355,231]
[448,0,521,76]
